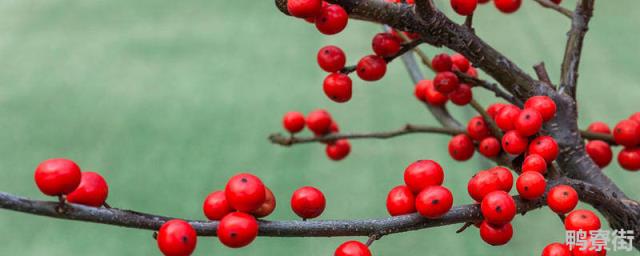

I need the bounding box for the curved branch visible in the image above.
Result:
[559,0,595,98]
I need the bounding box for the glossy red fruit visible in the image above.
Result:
[467,66,478,77]
[630,112,640,123]
[541,243,571,256]
[291,186,326,219]
[572,237,607,256]
[203,191,233,220]
[433,71,459,94]
[251,188,276,218]
[317,46,346,72]
[287,0,323,18]
[415,186,454,219]
[488,166,513,192]
[315,4,348,35]
[329,121,340,133]
[451,53,470,72]
[356,55,387,81]
[613,119,640,147]
[66,172,109,207]
[157,219,197,256]
[403,160,444,193]
[515,108,543,136]
[448,84,473,106]
[451,0,478,16]
[323,73,352,103]
[283,112,306,133]
[431,53,453,72]
[217,212,259,248]
[487,103,507,119]
[522,154,547,174]
[587,121,611,135]
[529,136,559,162]
[414,80,429,102]
[372,33,401,57]
[550,0,562,4]
[386,185,416,216]
[501,130,528,155]
[306,109,333,135]
[479,221,513,246]
[564,209,601,231]
[225,173,266,212]
[479,137,501,158]
[481,191,516,225]
[516,171,546,200]
[448,134,475,161]
[467,116,491,141]
[468,170,502,202]
[424,80,449,106]
[585,140,613,168]
[494,0,522,13]
[547,185,578,214]
[524,96,556,122]
[618,147,640,171]
[326,139,351,161]
[495,105,521,131]
[34,158,82,196]
[335,241,372,256]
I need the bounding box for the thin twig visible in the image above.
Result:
[533,0,574,18]
[455,222,474,233]
[469,99,503,138]
[559,0,595,98]
[456,71,522,107]
[533,62,553,85]
[340,39,424,74]
[580,130,616,145]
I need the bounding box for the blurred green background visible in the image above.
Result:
[0,0,638,255]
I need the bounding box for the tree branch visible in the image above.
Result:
[340,38,424,74]
[533,0,574,18]
[559,0,595,98]
[455,71,522,107]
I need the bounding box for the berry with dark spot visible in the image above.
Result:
[415,185,454,219]
[372,32,401,57]
[528,136,559,162]
[315,4,348,35]
[468,170,502,201]
[488,166,514,192]
[335,240,372,256]
[217,212,259,248]
[433,71,460,94]
[403,160,444,193]
[479,221,513,246]
[467,116,491,141]
[515,108,543,136]
[225,173,266,212]
[356,55,387,81]
[564,209,601,231]
[522,154,547,174]
[613,119,640,147]
[481,190,516,225]
[317,45,346,72]
[431,53,453,72]
[479,137,501,158]
[326,139,351,161]
[157,219,197,256]
[448,134,475,161]
[323,73,352,103]
[547,185,578,214]
[524,96,556,122]
[516,171,546,200]
[501,130,528,155]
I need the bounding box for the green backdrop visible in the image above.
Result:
[0,0,638,255]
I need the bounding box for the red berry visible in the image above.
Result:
[522,154,547,174]
[334,241,371,256]
[479,221,513,246]
[494,0,522,13]
[157,219,197,256]
[564,209,601,231]
[630,112,640,123]
[587,121,611,135]
[433,71,460,94]
[287,0,323,18]
[501,130,528,155]
[613,119,640,147]
[466,66,478,77]
[448,134,475,161]
[415,186,454,219]
[524,96,556,122]
[283,111,306,133]
[448,83,473,106]
[488,166,514,192]
[291,186,326,219]
[585,140,613,168]
[424,80,449,106]
[487,103,506,119]
[372,33,401,57]
[572,237,607,256]
[467,116,491,141]
[66,172,109,207]
[306,109,333,135]
[618,147,640,171]
[414,80,429,102]
[251,187,276,218]
[451,53,470,72]
[315,4,348,35]
[529,136,559,162]
[481,191,516,225]
[451,0,478,16]
[515,108,543,136]
[541,243,571,256]
[516,171,546,200]
[317,45,346,72]
[431,53,453,72]
[356,55,387,81]
[217,212,259,248]
[225,173,266,212]
[34,158,82,196]
[203,191,233,220]
[550,0,562,4]
[479,137,501,158]
[495,105,521,131]
[403,160,444,193]
[329,121,340,133]
[467,170,502,202]
[323,73,352,103]
[546,185,578,214]
[386,185,416,216]
[326,139,351,161]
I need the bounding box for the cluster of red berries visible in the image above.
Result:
[585,113,640,171]
[287,0,348,35]
[540,209,604,256]
[417,53,477,107]
[34,158,109,207]
[282,110,351,161]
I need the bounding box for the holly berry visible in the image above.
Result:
[317,46,346,72]
[217,212,259,248]
[315,4,348,35]
[479,137,501,158]
[403,160,444,193]
[524,96,556,122]
[585,140,613,168]
[587,121,611,135]
[386,185,416,216]
[414,80,429,102]
[516,171,546,200]
[448,134,475,161]
[618,147,640,171]
[487,103,507,119]
[356,55,387,81]
[287,0,323,18]
[514,108,543,136]
[203,191,233,220]
[495,105,521,131]
[564,209,601,231]
[501,130,528,155]
[283,112,306,134]
[467,116,491,141]
[467,66,478,77]
[572,237,607,256]
[334,241,372,256]
[522,154,547,174]
[541,243,571,256]
[613,119,640,147]
[529,136,559,162]
[433,71,459,94]
[451,0,478,16]
[415,186,454,219]
[431,53,453,73]
[326,139,351,161]
[550,0,562,4]
[467,170,501,201]
[66,172,109,207]
[372,33,401,57]
[423,80,449,106]
[481,190,516,225]
[34,158,82,196]
[451,53,470,72]
[157,219,197,256]
[448,83,473,106]
[251,187,276,218]
[225,173,266,212]
[291,186,326,219]
[323,73,352,103]
[479,221,513,246]
[306,109,333,135]
[547,185,578,214]
[488,166,513,192]
[494,0,522,13]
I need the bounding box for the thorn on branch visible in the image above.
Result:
[455,222,474,233]
[365,233,382,247]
